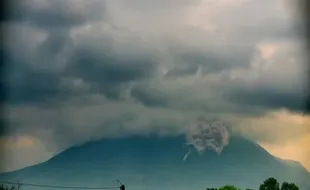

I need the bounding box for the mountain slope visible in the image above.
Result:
[1,135,309,190]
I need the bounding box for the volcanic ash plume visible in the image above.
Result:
[185,117,229,156]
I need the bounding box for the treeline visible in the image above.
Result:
[0,177,299,190]
[0,184,21,190]
[206,177,299,190]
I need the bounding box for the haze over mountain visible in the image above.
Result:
[1,135,309,190]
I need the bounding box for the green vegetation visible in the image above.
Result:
[259,177,299,190]
[207,185,242,190]
[280,182,299,190]
[206,177,299,190]
[259,177,280,190]
[219,185,241,190]
[0,184,21,190]
[0,177,300,190]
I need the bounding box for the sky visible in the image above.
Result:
[1,0,310,173]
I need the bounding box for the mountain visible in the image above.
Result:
[0,135,310,190]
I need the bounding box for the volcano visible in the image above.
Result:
[0,135,309,190]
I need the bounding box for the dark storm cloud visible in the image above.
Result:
[71,48,157,84]
[130,85,170,107]
[3,26,158,105]
[1,0,107,105]
[1,0,309,174]
[3,51,60,105]
[117,0,199,11]
[225,85,307,114]
[2,0,104,29]
[166,47,254,78]
[2,26,74,105]
[2,0,303,113]
[129,82,268,116]
[37,31,72,59]
[4,35,158,104]
[1,0,306,124]
[164,64,199,78]
[62,39,158,100]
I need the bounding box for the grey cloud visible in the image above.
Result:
[4,36,158,104]
[130,84,267,117]
[3,28,158,105]
[2,0,309,173]
[226,85,306,114]
[64,39,158,100]
[3,0,302,108]
[164,64,200,78]
[3,2,159,104]
[3,50,60,105]
[111,0,200,16]
[2,0,308,157]
[4,0,105,29]
[219,43,307,114]
[129,39,307,115]
[171,47,253,76]
[130,84,171,108]
[6,73,60,105]
[2,29,73,105]
[3,94,200,149]
[34,30,74,73]
[128,78,266,116]
[71,48,157,84]
[213,0,300,39]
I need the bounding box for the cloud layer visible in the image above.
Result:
[1,0,309,172]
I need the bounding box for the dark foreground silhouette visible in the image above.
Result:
[206,177,299,190]
[0,177,299,190]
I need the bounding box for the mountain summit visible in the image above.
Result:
[1,135,309,190]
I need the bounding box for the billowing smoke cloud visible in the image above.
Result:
[185,116,229,158]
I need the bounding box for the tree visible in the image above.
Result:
[0,184,20,190]
[218,185,240,190]
[281,182,290,190]
[287,183,298,190]
[259,177,280,190]
[281,182,299,190]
